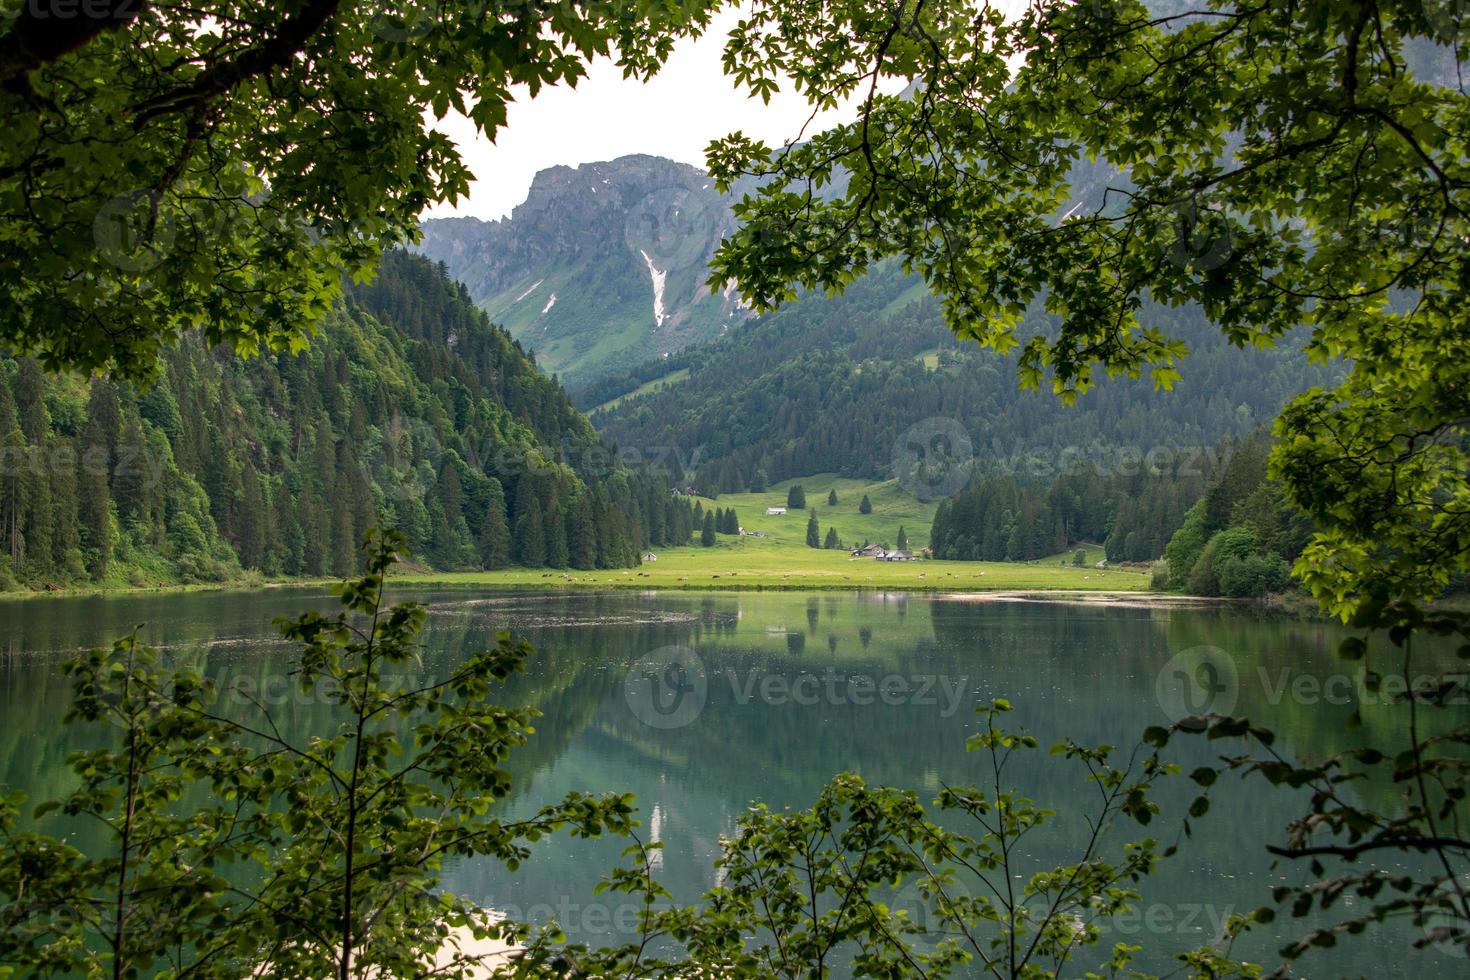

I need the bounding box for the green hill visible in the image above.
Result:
[0,252,695,592]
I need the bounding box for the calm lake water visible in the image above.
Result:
[0,588,1462,978]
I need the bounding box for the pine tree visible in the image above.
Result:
[568,496,597,569]
[332,502,357,577]
[479,480,511,570]
[700,511,716,547]
[236,460,266,569]
[859,494,872,514]
[897,526,909,551]
[271,484,304,576]
[49,439,80,579]
[514,495,546,566]
[823,526,839,549]
[806,511,820,548]
[828,488,838,506]
[113,414,153,528]
[545,497,570,568]
[299,489,327,576]
[78,387,116,580]
[0,379,23,568]
[0,437,22,570]
[15,358,47,445]
[787,484,806,509]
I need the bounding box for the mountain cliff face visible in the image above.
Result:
[417,155,750,385]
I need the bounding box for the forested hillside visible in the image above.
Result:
[587,263,1343,497]
[0,252,692,591]
[930,461,1207,565]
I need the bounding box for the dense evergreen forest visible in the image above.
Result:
[0,252,694,590]
[929,457,1210,564]
[1153,436,1315,598]
[929,434,1315,598]
[586,265,1344,497]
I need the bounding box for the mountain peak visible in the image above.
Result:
[417,154,747,385]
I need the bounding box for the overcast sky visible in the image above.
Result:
[423,7,897,222]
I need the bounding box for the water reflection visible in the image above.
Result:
[0,589,1459,977]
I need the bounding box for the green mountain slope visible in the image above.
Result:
[0,251,694,591]
[583,263,1343,497]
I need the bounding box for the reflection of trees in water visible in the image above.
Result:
[1,589,1451,977]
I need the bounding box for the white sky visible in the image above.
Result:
[423,7,898,222]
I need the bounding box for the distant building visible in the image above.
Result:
[851,543,885,558]
[766,506,787,516]
[643,553,658,562]
[880,550,914,562]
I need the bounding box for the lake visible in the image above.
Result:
[0,587,1461,978]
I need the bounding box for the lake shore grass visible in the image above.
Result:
[378,477,1153,594]
[0,475,1156,598]
[389,536,1153,593]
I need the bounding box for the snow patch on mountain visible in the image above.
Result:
[541,293,557,314]
[514,279,544,303]
[640,249,667,327]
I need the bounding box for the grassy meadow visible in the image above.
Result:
[391,475,1153,593]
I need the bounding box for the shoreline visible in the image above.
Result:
[936,589,1239,607]
[0,572,1249,606]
